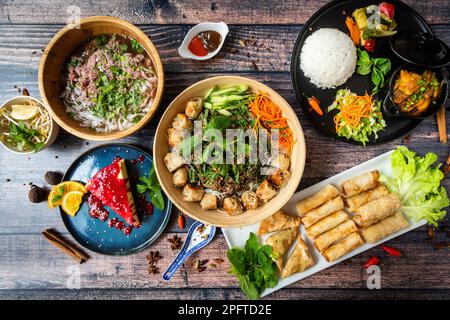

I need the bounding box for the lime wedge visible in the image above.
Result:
[10,104,38,120]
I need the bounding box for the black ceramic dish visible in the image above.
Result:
[383,65,449,119]
[290,0,434,145]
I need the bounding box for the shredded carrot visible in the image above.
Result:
[249,93,294,155]
[345,16,360,45]
[333,92,373,132]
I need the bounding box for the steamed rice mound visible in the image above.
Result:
[300,28,356,89]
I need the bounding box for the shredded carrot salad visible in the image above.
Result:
[249,93,294,155]
[333,92,373,131]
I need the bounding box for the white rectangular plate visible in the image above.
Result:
[222,150,426,298]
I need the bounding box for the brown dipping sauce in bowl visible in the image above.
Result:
[197,30,222,52]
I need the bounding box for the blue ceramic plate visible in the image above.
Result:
[61,144,172,255]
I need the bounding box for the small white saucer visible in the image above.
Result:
[178,22,229,60]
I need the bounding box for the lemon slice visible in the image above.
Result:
[61,191,84,216]
[48,181,87,209]
[10,104,39,120]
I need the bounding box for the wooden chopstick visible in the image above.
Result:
[437,106,447,143]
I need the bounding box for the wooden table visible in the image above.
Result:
[0,0,449,300]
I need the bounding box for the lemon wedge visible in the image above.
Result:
[61,191,84,216]
[10,104,39,120]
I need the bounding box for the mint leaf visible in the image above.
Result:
[137,167,165,210]
[226,232,279,300]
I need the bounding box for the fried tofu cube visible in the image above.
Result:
[171,113,193,131]
[185,97,203,120]
[241,191,259,210]
[269,169,291,188]
[182,184,204,202]
[200,193,218,210]
[167,128,189,149]
[256,179,278,203]
[223,195,243,215]
[271,152,290,171]
[164,152,186,172]
[172,167,188,188]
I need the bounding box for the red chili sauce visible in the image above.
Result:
[188,30,222,57]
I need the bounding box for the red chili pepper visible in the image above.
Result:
[362,256,380,268]
[380,245,402,257]
[177,213,185,229]
[188,35,209,57]
[379,2,395,19]
[364,38,376,52]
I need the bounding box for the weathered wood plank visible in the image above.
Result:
[0,71,448,234]
[0,24,449,73]
[2,288,450,300]
[0,0,449,25]
[1,232,450,290]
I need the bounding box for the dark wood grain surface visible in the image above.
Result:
[0,0,448,300]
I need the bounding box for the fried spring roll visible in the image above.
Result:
[361,212,409,243]
[341,171,380,197]
[306,210,349,239]
[344,185,389,212]
[257,210,301,235]
[301,196,344,228]
[352,193,401,228]
[296,185,340,216]
[322,232,364,262]
[314,220,358,252]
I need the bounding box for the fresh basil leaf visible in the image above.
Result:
[357,64,372,75]
[371,68,382,88]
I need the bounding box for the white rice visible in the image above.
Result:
[300,28,356,89]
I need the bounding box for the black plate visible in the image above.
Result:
[291,0,433,145]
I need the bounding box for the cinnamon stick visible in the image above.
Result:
[42,229,89,264]
[437,106,447,143]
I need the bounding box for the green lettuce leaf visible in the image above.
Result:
[380,146,449,226]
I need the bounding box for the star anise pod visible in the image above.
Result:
[168,235,182,251]
[147,264,159,275]
[146,250,162,265]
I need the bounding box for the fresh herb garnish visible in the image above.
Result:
[136,167,165,210]
[356,49,391,94]
[227,233,278,300]
[130,38,144,53]
[8,121,45,152]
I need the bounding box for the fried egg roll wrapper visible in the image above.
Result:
[341,170,380,197]
[345,185,389,212]
[361,212,409,243]
[296,185,340,216]
[257,210,301,235]
[281,236,315,278]
[266,228,298,270]
[306,210,349,239]
[301,196,344,228]
[352,193,401,228]
[314,220,358,252]
[323,232,364,262]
